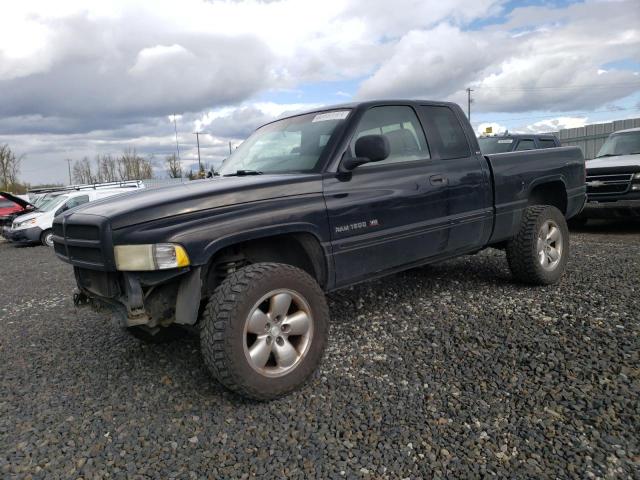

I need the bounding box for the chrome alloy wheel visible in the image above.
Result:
[537,220,563,271]
[243,289,314,378]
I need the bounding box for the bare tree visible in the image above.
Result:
[0,144,22,190]
[96,154,117,182]
[72,157,95,184]
[165,153,182,178]
[117,148,154,181]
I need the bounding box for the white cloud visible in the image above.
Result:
[1,0,639,184]
[521,116,588,133]
[358,0,640,112]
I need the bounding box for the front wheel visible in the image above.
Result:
[41,229,54,247]
[200,263,329,400]
[506,205,569,285]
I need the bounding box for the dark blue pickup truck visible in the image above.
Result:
[53,100,586,399]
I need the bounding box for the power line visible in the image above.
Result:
[66,159,72,185]
[193,132,202,172]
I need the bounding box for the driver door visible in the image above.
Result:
[323,105,450,287]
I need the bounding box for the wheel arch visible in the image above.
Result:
[527,178,568,214]
[202,227,329,294]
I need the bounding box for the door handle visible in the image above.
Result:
[429,174,448,186]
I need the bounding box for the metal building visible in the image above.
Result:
[553,117,640,160]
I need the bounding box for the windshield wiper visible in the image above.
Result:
[595,154,620,158]
[224,169,263,177]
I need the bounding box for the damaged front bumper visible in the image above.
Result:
[73,266,202,328]
[3,225,43,244]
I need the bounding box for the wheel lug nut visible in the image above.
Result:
[265,322,271,331]
[281,324,289,332]
[266,336,273,344]
[276,337,284,346]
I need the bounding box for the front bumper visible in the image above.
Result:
[2,225,43,244]
[73,267,202,328]
[580,198,640,218]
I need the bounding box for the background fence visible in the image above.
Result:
[553,117,640,160]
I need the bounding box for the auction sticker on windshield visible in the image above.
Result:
[312,111,350,122]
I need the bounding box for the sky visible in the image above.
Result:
[0,0,639,184]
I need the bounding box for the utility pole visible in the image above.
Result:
[228,141,233,155]
[66,159,73,185]
[466,87,473,121]
[173,114,180,160]
[193,132,202,172]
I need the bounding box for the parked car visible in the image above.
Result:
[4,187,142,247]
[571,127,640,225]
[53,100,585,400]
[1,193,29,225]
[0,191,35,228]
[478,133,561,155]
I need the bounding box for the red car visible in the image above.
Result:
[0,192,33,227]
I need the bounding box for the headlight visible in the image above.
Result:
[632,172,640,180]
[14,218,36,229]
[114,244,190,271]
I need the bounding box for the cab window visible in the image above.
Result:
[350,106,429,166]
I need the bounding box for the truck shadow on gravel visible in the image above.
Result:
[570,218,640,235]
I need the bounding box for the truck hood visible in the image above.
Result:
[64,174,323,229]
[586,153,640,170]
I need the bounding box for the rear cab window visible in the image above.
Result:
[418,106,471,159]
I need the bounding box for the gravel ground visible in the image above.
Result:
[1,221,639,479]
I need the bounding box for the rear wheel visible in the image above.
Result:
[506,205,569,285]
[200,262,329,400]
[41,229,54,247]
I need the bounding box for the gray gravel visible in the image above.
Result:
[1,222,639,479]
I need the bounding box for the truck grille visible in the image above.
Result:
[586,173,633,196]
[52,214,115,271]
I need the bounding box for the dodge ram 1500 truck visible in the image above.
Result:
[53,100,586,400]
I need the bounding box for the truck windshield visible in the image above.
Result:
[597,132,640,158]
[478,137,514,154]
[218,110,351,175]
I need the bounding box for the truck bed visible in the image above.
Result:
[485,146,586,243]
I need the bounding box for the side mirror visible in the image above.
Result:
[341,134,390,171]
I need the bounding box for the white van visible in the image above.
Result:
[4,188,140,247]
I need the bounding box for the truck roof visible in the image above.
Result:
[265,99,461,126]
[478,133,558,139]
